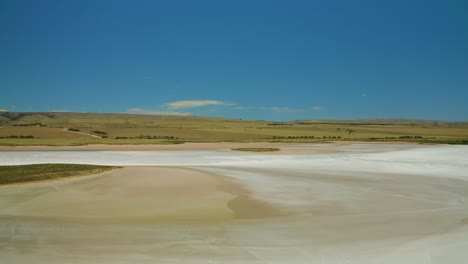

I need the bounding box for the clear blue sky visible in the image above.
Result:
[1,0,467,121]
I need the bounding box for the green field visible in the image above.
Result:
[0,112,467,146]
[0,164,119,185]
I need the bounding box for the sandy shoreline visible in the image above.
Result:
[0,166,282,224]
[0,141,416,155]
[0,142,317,151]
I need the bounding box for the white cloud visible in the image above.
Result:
[234,106,255,111]
[127,108,191,116]
[234,106,303,113]
[270,107,291,112]
[166,100,233,109]
[48,109,73,113]
[361,93,367,97]
[312,106,323,110]
[0,109,7,112]
[267,107,303,113]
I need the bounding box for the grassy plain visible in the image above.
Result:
[0,112,467,146]
[0,164,119,185]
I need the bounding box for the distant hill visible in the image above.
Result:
[0,112,467,146]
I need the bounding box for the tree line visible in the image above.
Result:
[114,135,179,140]
[0,135,35,139]
[272,136,342,139]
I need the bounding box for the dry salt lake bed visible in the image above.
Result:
[0,143,468,263]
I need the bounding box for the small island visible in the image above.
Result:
[231,147,280,152]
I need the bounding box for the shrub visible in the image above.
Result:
[91,130,107,135]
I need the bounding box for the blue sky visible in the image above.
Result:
[1,0,467,121]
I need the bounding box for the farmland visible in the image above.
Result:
[0,112,467,146]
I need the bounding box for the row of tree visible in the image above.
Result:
[272,136,342,139]
[398,135,423,139]
[114,135,179,140]
[267,123,293,126]
[368,136,424,140]
[0,135,35,139]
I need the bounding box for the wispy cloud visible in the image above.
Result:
[270,107,291,112]
[127,108,191,116]
[234,106,303,113]
[267,107,303,113]
[361,93,367,97]
[234,106,255,111]
[166,100,233,109]
[0,109,7,112]
[312,106,323,111]
[49,109,73,113]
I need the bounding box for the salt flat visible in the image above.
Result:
[0,144,467,263]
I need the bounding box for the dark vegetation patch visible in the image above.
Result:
[0,135,34,139]
[231,148,280,152]
[115,135,178,140]
[91,130,108,135]
[0,164,119,185]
